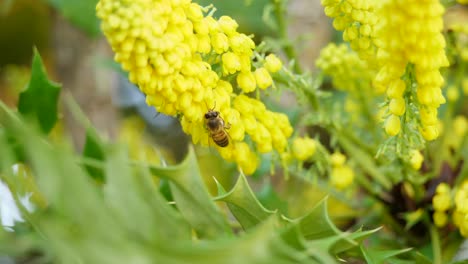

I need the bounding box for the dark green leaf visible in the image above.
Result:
[82,128,106,182]
[18,48,61,134]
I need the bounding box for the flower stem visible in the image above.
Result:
[430,225,442,264]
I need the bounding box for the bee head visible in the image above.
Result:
[204,110,219,119]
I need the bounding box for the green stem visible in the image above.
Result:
[430,225,442,264]
[272,0,302,74]
[337,130,393,190]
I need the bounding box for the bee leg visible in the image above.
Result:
[225,122,231,130]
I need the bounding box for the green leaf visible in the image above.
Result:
[297,197,342,240]
[103,145,191,242]
[82,128,106,182]
[149,147,232,238]
[330,227,382,255]
[46,0,100,37]
[216,173,276,230]
[361,246,413,264]
[18,48,61,134]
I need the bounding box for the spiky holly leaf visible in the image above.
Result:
[18,48,61,134]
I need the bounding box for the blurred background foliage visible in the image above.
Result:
[0,0,467,263]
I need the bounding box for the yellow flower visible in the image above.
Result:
[292,137,316,161]
[96,0,293,175]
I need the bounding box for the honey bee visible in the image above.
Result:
[204,109,230,147]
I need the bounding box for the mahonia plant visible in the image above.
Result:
[96,0,293,174]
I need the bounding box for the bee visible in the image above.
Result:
[204,109,230,147]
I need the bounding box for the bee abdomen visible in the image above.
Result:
[212,131,229,147]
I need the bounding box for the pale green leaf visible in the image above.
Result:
[216,173,276,230]
[149,147,232,238]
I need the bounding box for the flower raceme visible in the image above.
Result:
[321,0,449,140]
[96,0,292,174]
[374,0,449,140]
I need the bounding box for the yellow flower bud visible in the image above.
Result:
[420,125,439,141]
[229,33,255,54]
[222,52,241,75]
[385,115,401,136]
[409,150,423,170]
[433,211,448,227]
[292,137,316,161]
[386,79,406,99]
[446,85,459,102]
[330,165,354,190]
[330,152,346,167]
[218,16,238,35]
[236,71,256,93]
[254,68,273,89]
[389,97,406,116]
[420,107,438,126]
[433,192,451,211]
[211,32,229,54]
[264,54,282,73]
[436,183,450,195]
[453,116,468,137]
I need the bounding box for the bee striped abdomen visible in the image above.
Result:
[211,129,229,147]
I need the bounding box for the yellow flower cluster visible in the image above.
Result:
[432,183,451,227]
[454,180,468,237]
[316,43,374,92]
[374,0,449,140]
[96,0,292,174]
[329,152,354,189]
[432,181,468,237]
[320,0,379,61]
